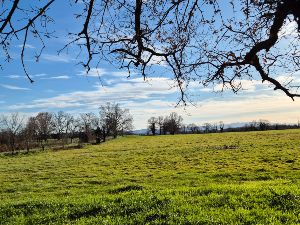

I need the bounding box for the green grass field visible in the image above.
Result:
[1,130,300,224]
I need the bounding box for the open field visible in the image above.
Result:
[1,130,300,224]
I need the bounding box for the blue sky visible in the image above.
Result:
[1,1,300,129]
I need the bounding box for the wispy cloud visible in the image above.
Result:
[33,73,47,78]
[78,68,106,77]
[1,84,31,91]
[6,73,48,80]
[197,79,270,93]
[41,75,70,80]
[8,77,177,111]
[78,68,133,78]
[6,75,21,79]
[17,44,35,49]
[41,54,73,63]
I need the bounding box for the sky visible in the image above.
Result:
[1,1,300,130]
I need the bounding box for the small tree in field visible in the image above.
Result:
[0,112,25,154]
[188,123,199,134]
[23,117,38,152]
[99,103,133,140]
[35,112,54,150]
[79,112,97,143]
[148,117,158,135]
[163,112,183,135]
[219,121,225,133]
[157,116,164,135]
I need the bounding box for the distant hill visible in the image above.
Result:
[132,129,148,135]
[224,122,247,128]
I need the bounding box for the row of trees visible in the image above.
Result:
[147,115,225,135]
[147,113,183,135]
[147,117,300,135]
[0,103,133,153]
[229,120,300,132]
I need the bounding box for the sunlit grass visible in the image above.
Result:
[1,130,300,224]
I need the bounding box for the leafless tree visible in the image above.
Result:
[68,116,80,143]
[212,123,218,133]
[148,117,158,135]
[188,123,199,134]
[23,116,38,152]
[163,112,183,135]
[248,120,258,131]
[0,112,25,153]
[219,121,225,133]
[99,102,133,140]
[1,1,300,102]
[53,111,67,140]
[120,109,134,136]
[52,111,75,147]
[203,123,212,134]
[79,112,97,143]
[157,116,164,135]
[259,119,271,131]
[64,113,75,143]
[35,112,53,150]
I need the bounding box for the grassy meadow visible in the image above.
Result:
[0,130,300,224]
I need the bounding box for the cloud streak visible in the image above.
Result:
[7,77,178,111]
[77,67,135,78]
[41,75,70,80]
[41,54,73,63]
[1,84,31,91]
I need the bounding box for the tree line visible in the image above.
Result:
[147,116,300,135]
[147,114,224,135]
[0,103,133,154]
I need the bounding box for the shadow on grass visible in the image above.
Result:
[109,185,144,194]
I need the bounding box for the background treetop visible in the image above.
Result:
[1,0,299,103]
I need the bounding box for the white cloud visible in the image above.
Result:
[8,77,177,111]
[111,71,132,77]
[198,79,271,93]
[6,73,48,79]
[6,75,21,79]
[33,73,47,78]
[17,44,35,49]
[41,75,70,80]
[78,68,136,78]
[1,84,31,91]
[78,68,106,77]
[279,20,298,38]
[41,54,73,63]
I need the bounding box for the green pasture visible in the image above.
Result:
[0,130,300,224]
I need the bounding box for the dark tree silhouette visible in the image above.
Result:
[164,112,183,135]
[79,112,97,143]
[23,116,38,152]
[0,112,24,153]
[35,112,54,149]
[1,0,300,102]
[157,116,164,135]
[188,123,200,134]
[148,117,158,135]
[219,121,225,133]
[99,102,133,140]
